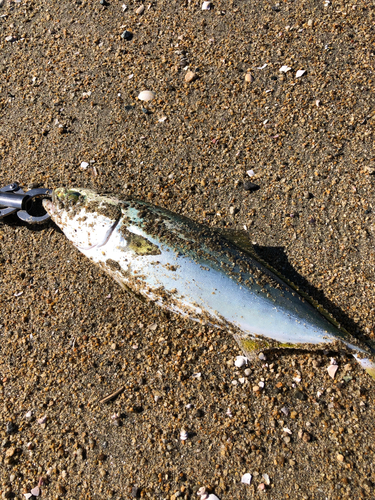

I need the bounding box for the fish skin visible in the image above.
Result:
[43,188,375,379]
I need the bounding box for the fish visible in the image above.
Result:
[43,188,375,379]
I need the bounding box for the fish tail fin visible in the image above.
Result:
[352,353,375,380]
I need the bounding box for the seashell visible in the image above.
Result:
[241,473,252,485]
[138,90,155,102]
[327,364,338,379]
[180,429,188,440]
[136,4,144,14]
[295,69,306,78]
[30,487,40,497]
[279,65,291,73]
[202,1,211,10]
[262,474,270,485]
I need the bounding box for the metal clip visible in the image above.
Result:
[0,182,53,224]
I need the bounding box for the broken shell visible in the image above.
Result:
[262,474,270,486]
[135,4,144,14]
[138,90,155,102]
[180,429,188,440]
[241,473,252,485]
[202,1,211,10]
[295,69,306,78]
[327,364,338,379]
[279,65,291,73]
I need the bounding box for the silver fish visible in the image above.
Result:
[43,188,375,379]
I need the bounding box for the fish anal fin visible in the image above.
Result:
[233,333,299,361]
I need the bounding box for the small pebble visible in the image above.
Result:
[185,71,197,83]
[121,30,133,41]
[131,486,140,498]
[245,73,254,83]
[135,4,144,14]
[243,181,260,192]
[234,355,247,368]
[6,422,17,435]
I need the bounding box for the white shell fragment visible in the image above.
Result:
[202,1,211,10]
[234,355,248,368]
[80,161,89,170]
[135,4,144,14]
[30,487,40,497]
[296,69,306,78]
[180,429,188,440]
[138,90,155,102]
[262,474,270,486]
[241,473,252,485]
[327,364,338,379]
[257,63,268,70]
[246,169,255,177]
[283,427,292,434]
[279,65,291,73]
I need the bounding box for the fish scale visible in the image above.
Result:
[43,188,375,380]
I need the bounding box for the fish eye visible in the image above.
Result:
[67,191,81,204]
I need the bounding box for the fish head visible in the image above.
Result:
[43,187,122,250]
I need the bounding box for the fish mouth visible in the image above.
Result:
[43,194,121,251]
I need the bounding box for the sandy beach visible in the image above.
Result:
[0,0,374,498]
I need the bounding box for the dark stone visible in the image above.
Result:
[131,486,140,498]
[294,390,306,401]
[243,181,260,192]
[121,30,133,41]
[6,422,18,435]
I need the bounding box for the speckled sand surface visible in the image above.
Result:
[0,0,375,499]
